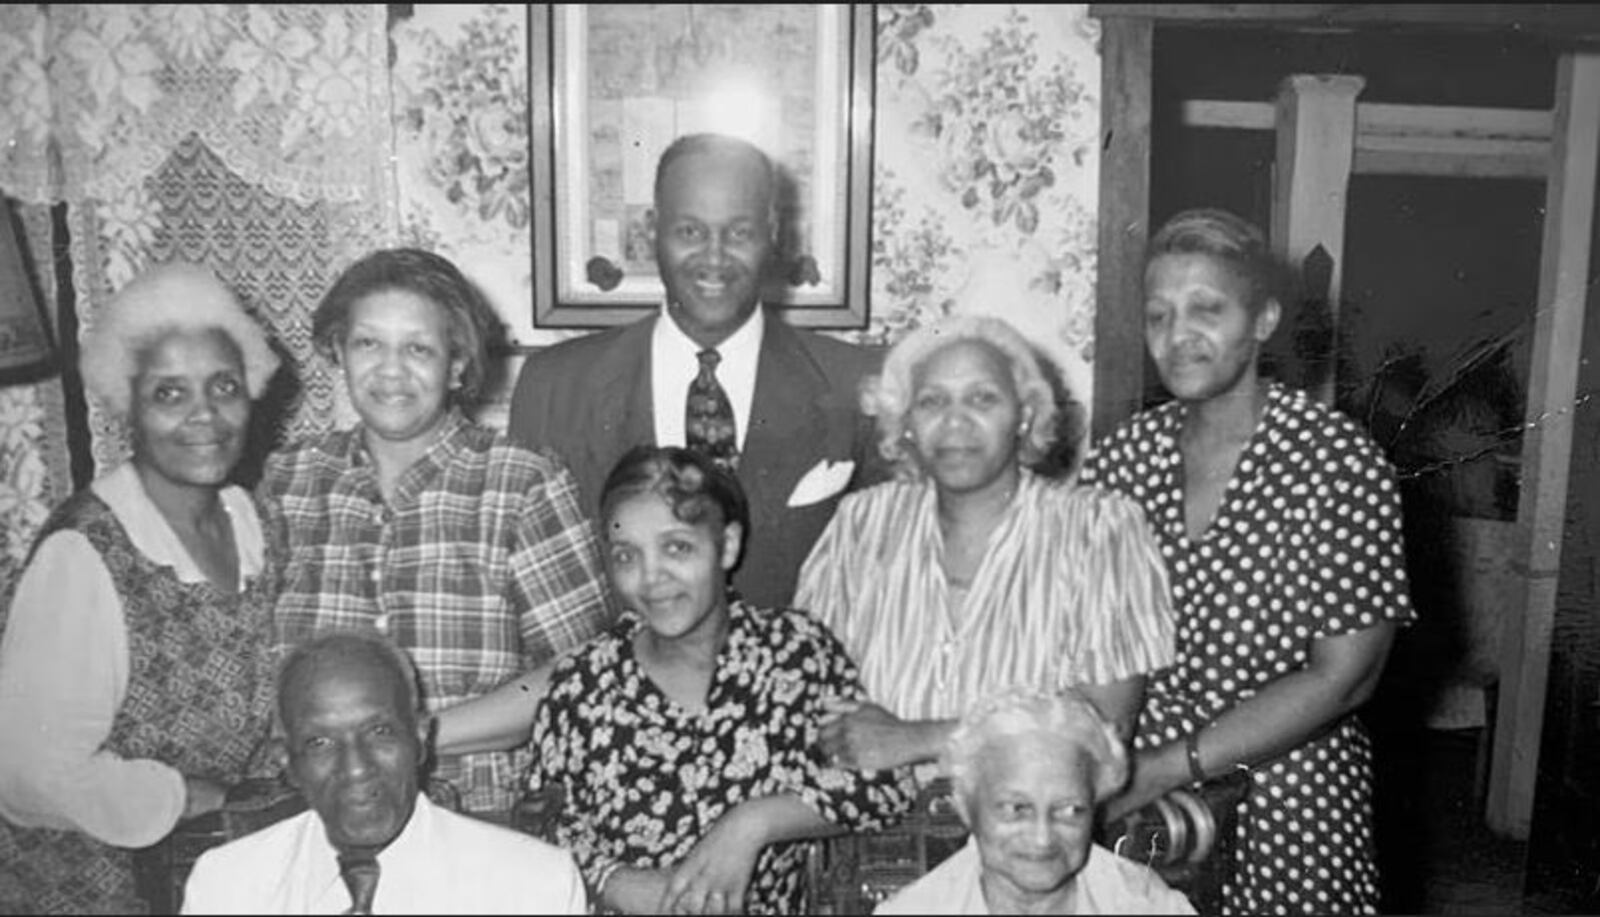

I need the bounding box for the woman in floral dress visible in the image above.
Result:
[1082,209,1415,914]
[529,446,915,914]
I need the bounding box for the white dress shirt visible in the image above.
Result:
[181,794,587,915]
[651,304,765,451]
[0,463,265,847]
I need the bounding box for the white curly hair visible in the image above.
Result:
[80,262,280,420]
[861,314,1059,479]
[944,687,1130,810]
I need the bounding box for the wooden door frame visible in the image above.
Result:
[1089,3,1600,437]
[1089,4,1600,840]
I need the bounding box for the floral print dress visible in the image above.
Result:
[529,601,917,914]
[1081,383,1416,915]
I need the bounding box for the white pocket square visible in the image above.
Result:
[786,459,856,508]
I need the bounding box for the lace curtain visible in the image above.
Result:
[0,3,395,481]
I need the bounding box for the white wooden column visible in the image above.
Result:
[1269,74,1364,404]
[1488,51,1600,840]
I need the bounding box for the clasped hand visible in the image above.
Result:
[654,806,764,914]
[818,696,919,771]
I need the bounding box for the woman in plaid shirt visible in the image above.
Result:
[262,249,616,818]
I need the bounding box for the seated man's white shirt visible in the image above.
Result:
[180,794,586,915]
[651,303,763,451]
[875,838,1196,915]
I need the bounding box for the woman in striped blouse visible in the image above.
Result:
[794,314,1177,775]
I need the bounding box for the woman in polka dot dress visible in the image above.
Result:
[1081,209,1415,915]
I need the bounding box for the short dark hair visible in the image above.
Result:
[276,631,423,733]
[1147,208,1283,314]
[653,133,777,211]
[599,445,751,550]
[312,248,503,405]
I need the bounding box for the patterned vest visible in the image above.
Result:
[0,489,278,914]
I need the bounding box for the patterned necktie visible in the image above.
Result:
[337,853,380,915]
[686,347,738,472]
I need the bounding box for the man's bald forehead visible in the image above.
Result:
[277,632,420,727]
[653,134,776,205]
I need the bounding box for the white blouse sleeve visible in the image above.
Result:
[0,530,187,847]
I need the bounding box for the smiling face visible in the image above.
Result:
[654,148,775,348]
[279,652,426,853]
[907,339,1026,498]
[1143,252,1279,404]
[129,328,250,493]
[337,289,463,446]
[604,491,742,650]
[962,730,1096,906]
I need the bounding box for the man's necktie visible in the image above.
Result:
[337,853,380,915]
[686,347,738,472]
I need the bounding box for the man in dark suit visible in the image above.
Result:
[508,133,880,608]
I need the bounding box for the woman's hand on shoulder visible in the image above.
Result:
[1101,741,1187,823]
[819,697,943,771]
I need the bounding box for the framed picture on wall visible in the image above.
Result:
[528,3,875,328]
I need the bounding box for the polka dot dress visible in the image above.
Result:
[1081,383,1415,915]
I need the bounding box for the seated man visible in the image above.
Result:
[877,689,1194,915]
[181,632,585,914]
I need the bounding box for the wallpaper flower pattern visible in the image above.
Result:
[0,5,393,592]
[393,3,1103,416]
[858,4,1102,412]
[0,3,1104,582]
[392,3,573,372]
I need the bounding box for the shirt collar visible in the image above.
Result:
[655,302,765,365]
[308,793,435,904]
[93,463,263,585]
[339,409,473,494]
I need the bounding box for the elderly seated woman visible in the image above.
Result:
[877,688,1195,915]
[529,446,916,915]
[0,264,282,913]
[795,314,1176,772]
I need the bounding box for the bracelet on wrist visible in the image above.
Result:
[1185,731,1207,784]
[591,860,625,903]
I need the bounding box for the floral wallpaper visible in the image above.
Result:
[392,4,569,360]
[0,4,393,595]
[392,3,1102,425]
[859,3,1101,412]
[0,2,1104,580]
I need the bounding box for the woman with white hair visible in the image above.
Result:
[796,314,1175,774]
[877,688,1194,914]
[0,263,283,913]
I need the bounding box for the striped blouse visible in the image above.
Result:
[793,470,1177,721]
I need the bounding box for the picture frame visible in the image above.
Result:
[528,3,875,328]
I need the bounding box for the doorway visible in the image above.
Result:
[1148,23,1553,912]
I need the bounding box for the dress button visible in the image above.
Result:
[369,567,381,583]
[375,614,390,633]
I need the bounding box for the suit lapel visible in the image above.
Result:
[593,318,657,462]
[742,315,830,505]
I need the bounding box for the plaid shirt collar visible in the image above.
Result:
[326,408,474,501]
